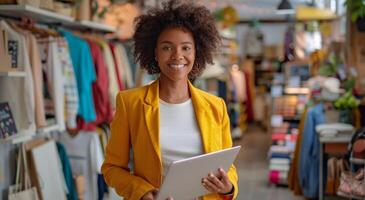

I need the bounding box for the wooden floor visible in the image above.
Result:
[233,124,304,200]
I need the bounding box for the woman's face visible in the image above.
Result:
[155,27,195,82]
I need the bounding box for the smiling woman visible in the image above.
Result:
[101,0,238,200]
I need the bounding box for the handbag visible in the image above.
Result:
[8,144,40,200]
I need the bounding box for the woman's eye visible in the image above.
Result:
[162,46,172,51]
[183,46,191,51]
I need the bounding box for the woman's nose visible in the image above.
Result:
[171,49,183,60]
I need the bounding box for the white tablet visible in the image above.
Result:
[156,146,241,200]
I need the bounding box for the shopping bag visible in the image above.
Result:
[8,144,40,200]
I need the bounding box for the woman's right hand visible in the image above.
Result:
[141,190,158,200]
[140,190,173,200]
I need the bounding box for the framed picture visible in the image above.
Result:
[0,102,17,138]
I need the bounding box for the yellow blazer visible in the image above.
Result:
[101,80,238,200]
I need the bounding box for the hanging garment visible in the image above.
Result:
[115,43,134,89]
[243,71,254,122]
[11,22,48,128]
[57,38,79,129]
[10,25,47,128]
[109,43,124,91]
[56,142,78,200]
[122,42,137,84]
[299,103,326,198]
[78,40,113,131]
[229,68,246,103]
[288,108,308,195]
[284,26,295,61]
[58,131,104,200]
[38,37,65,131]
[0,20,35,132]
[94,39,119,109]
[243,27,264,58]
[60,30,96,123]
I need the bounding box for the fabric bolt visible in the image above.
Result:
[58,131,104,200]
[56,142,78,200]
[0,20,35,132]
[57,38,79,129]
[115,43,134,88]
[60,30,96,123]
[78,40,113,131]
[109,43,124,91]
[299,103,326,198]
[159,98,203,177]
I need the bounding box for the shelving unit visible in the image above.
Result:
[0,71,26,77]
[1,124,60,145]
[0,128,35,145]
[0,4,116,33]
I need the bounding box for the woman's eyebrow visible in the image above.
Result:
[160,41,193,45]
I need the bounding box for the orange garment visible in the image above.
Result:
[102,80,238,200]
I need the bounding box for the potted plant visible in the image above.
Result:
[346,0,365,31]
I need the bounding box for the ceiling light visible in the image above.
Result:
[276,0,295,15]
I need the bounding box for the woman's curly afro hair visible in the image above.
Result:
[133,0,221,79]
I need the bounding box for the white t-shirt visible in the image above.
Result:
[159,98,203,177]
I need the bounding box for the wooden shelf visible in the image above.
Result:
[0,71,26,77]
[0,5,116,33]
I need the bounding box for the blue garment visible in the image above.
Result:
[299,103,326,198]
[56,142,78,200]
[97,174,108,200]
[60,30,96,122]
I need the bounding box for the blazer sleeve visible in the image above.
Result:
[101,92,155,200]
[221,98,239,199]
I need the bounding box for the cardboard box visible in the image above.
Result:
[0,29,12,72]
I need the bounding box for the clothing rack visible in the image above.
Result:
[0,4,116,33]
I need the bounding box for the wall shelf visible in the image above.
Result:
[1,129,35,145]
[0,5,116,33]
[0,71,26,77]
[1,124,60,145]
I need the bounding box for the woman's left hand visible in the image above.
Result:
[202,168,233,195]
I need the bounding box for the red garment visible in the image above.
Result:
[109,43,124,91]
[243,71,254,122]
[78,40,113,131]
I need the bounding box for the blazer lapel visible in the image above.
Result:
[143,80,161,160]
[189,81,212,153]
